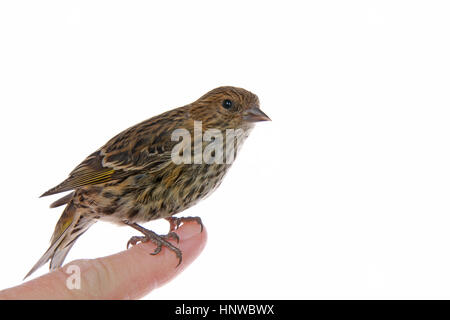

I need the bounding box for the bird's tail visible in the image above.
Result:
[25,201,95,279]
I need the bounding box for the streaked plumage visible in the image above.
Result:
[26,86,270,278]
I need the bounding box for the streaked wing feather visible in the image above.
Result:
[41,115,179,197]
[100,116,177,171]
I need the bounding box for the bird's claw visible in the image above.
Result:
[125,226,182,267]
[127,236,147,249]
[146,234,182,266]
[163,231,180,244]
[166,216,204,232]
[151,243,162,255]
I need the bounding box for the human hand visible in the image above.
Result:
[0,222,206,299]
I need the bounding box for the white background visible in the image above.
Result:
[1,1,450,299]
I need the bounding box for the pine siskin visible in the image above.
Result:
[26,86,270,278]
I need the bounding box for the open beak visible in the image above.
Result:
[243,107,271,122]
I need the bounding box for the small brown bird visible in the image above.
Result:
[26,86,270,278]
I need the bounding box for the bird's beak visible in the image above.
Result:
[243,107,271,122]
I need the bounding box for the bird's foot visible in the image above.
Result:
[166,216,204,233]
[124,222,182,266]
[127,231,179,248]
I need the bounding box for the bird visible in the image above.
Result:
[25,86,270,278]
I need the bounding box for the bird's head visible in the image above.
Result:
[190,86,271,131]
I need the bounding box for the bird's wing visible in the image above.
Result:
[41,120,178,197]
[40,150,119,197]
[100,127,175,172]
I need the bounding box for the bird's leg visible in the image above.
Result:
[124,221,182,266]
[166,216,204,232]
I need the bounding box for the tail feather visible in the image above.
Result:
[49,241,77,270]
[24,222,72,279]
[25,203,95,279]
[49,192,75,208]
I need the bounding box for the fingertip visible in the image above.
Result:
[104,221,207,299]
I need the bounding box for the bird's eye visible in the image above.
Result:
[222,99,233,110]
